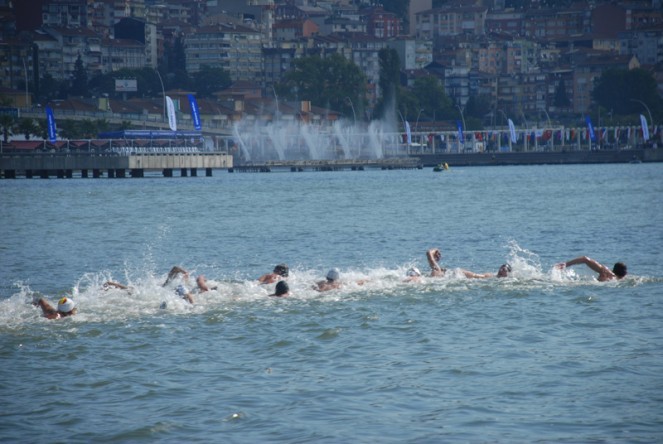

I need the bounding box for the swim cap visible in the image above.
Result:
[275,280,289,296]
[274,264,289,277]
[176,285,188,297]
[57,297,76,313]
[326,268,340,281]
[406,267,421,277]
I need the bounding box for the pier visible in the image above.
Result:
[0,152,233,179]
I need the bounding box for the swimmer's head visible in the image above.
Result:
[176,285,188,297]
[57,297,76,314]
[613,262,627,279]
[326,268,340,282]
[274,280,289,296]
[497,264,512,278]
[274,264,289,277]
[406,267,422,277]
[433,249,442,261]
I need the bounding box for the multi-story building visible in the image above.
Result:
[41,0,89,28]
[38,26,102,80]
[415,5,488,40]
[185,22,263,82]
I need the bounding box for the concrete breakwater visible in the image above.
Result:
[2,148,660,179]
[414,147,662,167]
[0,152,233,179]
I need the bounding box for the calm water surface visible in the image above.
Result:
[1,164,662,442]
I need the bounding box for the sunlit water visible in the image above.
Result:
[1,164,662,442]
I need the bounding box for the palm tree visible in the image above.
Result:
[0,114,16,143]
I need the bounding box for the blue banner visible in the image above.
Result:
[585,115,596,142]
[188,94,201,131]
[45,106,56,142]
[456,120,464,145]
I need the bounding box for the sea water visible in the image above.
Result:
[1,164,662,443]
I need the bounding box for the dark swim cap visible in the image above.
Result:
[274,264,289,277]
[613,262,627,278]
[275,280,289,296]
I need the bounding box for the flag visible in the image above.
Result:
[188,94,201,130]
[507,118,517,143]
[405,121,411,145]
[45,106,56,142]
[640,114,650,141]
[166,96,177,131]
[585,115,596,142]
[456,120,464,145]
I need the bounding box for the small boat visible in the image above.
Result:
[433,162,449,172]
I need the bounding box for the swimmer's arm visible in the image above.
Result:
[104,281,129,290]
[427,249,442,272]
[34,298,59,319]
[560,256,611,276]
[461,270,492,279]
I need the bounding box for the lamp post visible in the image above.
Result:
[272,85,279,120]
[154,68,166,123]
[540,108,552,128]
[630,98,653,133]
[456,104,466,132]
[497,109,508,127]
[415,108,423,132]
[344,96,356,125]
[22,57,29,107]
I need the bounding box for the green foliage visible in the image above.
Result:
[592,68,662,118]
[277,54,366,119]
[192,65,231,98]
[17,118,39,140]
[553,78,570,108]
[0,113,15,143]
[71,55,89,96]
[378,48,401,107]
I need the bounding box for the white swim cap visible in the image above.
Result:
[326,268,340,281]
[57,297,76,313]
[406,267,421,277]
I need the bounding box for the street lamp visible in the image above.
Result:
[154,68,166,123]
[630,98,653,133]
[497,109,508,127]
[344,96,356,125]
[415,108,423,132]
[22,57,29,107]
[540,108,552,128]
[456,104,466,131]
[272,85,280,120]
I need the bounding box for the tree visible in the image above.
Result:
[410,76,453,121]
[277,54,366,119]
[553,78,570,108]
[192,65,231,98]
[0,114,15,143]
[592,68,662,117]
[377,48,401,110]
[71,55,89,96]
[17,118,39,140]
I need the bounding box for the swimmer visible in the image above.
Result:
[556,256,627,281]
[163,266,213,304]
[258,263,289,284]
[33,296,77,320]
[427,248,501,279]
[427,248,447,277]
[270,280,290,297]
[103,281,131,291]
[403,267,422,282]
[314,268,342,292]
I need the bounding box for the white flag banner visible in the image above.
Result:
[405,121,412,145]
[166,96,177,131]
[640,114,649,141]
[507,118,517,143]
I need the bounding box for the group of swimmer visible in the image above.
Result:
[33,248,628,320]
